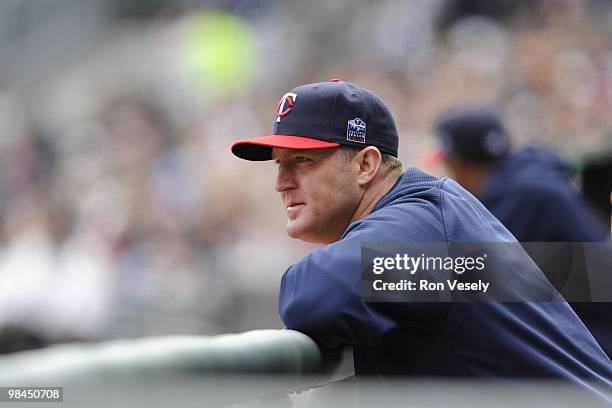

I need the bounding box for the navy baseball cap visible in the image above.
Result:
[435,108,510,163]
[231,79,399,161]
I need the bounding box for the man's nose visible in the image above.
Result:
[275,166,298,192]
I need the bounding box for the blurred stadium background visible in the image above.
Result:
[0,0,611,352]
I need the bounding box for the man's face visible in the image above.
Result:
[272,147,362,245]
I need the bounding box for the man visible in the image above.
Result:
[433,107,609,242]
[434,107,612,358]
[231,80,611,393]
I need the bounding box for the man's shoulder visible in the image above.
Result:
[379,168,446,204]
[348,168,508,244]
[435,177,519,243]
[346,200,448,243]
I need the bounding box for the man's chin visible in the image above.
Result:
[286,223,332,245]
[286,221,316,243]
[286,222,305,240]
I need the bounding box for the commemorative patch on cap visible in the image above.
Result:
[347,118,366,143]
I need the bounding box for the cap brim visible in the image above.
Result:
[231,135,340,161]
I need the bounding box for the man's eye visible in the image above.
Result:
[295,156,311,163]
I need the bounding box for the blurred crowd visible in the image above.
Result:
[0,0,611,352]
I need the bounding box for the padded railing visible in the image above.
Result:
[0,329,323,385]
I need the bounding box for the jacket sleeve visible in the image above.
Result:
[278,238,397,351]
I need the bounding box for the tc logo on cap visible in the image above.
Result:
[347,117,366,143]
[276,92,297,123]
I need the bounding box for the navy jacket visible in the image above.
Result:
[279,168,611,398]
[480,147,608,242]
[480,146,612,358]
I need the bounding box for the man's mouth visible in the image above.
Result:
[286,202,305,212]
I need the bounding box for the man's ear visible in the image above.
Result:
[355,146,382,186]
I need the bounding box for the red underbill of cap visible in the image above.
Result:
[231,135,340,161]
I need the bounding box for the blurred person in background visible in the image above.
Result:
[434,107,612,358]
[0,123,114,350]
[102,99,234,337]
